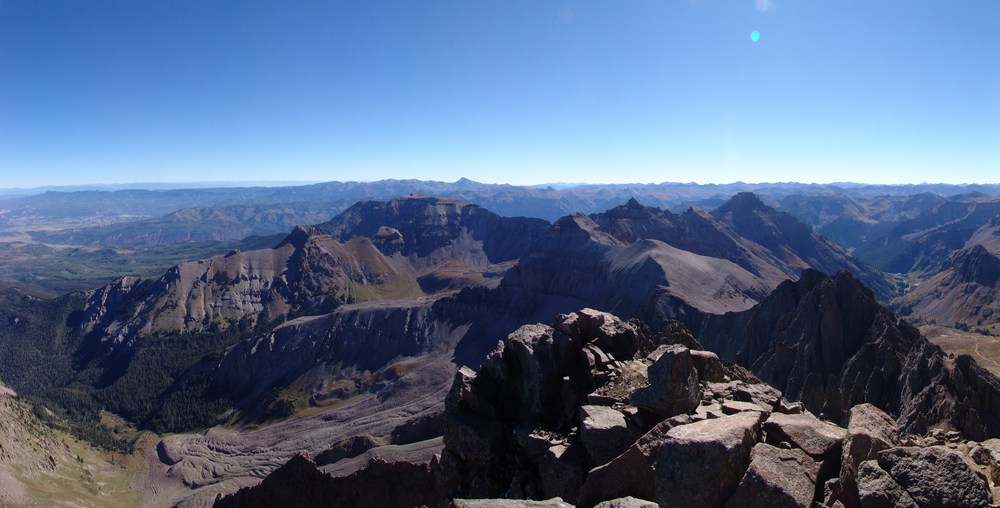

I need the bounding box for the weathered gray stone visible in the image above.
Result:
[630,345,700,417]
[539,443,586,504]
[732,381,782,410]
[690,349,726,382]
[764,412,846,459]
[840,403,899,497]
[453,499,573,507]
[654,411,764,508]
[514,426,561,462]
[779,399,805,414]
[876,446,991,508]
[576,308,643,362]
[694,402,724,420]
[722,400,769,415]
[725,443,820,508]
[974,438,1000,485]
[856,460,918,508]
[579,405,632,466]
[577,417,686,507]
[593,497,657,508]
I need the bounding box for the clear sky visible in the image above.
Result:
[2,1,998,188]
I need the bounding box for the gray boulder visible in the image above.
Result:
[721,400,769,415]
[763,412,846,459]
[840,403,899,497]
[725,443,820,508]
[876,446,990,508]
[856,460,918,508]
[577,418,684,507]
[970,438,1000,485]
[539,442,586,504]
[654,411,764,508]
[690,349,726,382]
[630,345,700,417]
[571,308,644,362]
[593,497,657,508]
[453,499,573,507]
[578,405,632,466]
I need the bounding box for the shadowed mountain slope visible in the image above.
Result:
[855,195,1000,276]
[697,269,1000,439]
[318,195,549,268]
[896,244,1000,330]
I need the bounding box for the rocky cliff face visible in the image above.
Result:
[896,244,1000,330]
[78,225,423,350]
[318,195,549,271]
[696,269,1000,439]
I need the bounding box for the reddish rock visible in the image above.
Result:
[726,443,820,508]
[763,412,846,459]
[654,411,764,508]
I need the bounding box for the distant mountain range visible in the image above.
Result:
[1,181,1000,505]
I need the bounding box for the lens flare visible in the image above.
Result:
[751,31,760,42]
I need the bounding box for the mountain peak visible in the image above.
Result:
[550,213,619,244]
[946,244,1000,287]
[277,224,322,248]
[717,192,766,213]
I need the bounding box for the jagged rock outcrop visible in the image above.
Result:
[213,453,439,508]
[837,403,902,505]
[440,309,836,507]
[629,345,700,417]
[697,269,1000,439]
[221,308,1000,508]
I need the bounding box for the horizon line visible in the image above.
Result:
[3,178,1000,193]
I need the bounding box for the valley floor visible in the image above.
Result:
[924,324,1000,377]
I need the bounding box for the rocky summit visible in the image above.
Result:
[218,307,1000,507]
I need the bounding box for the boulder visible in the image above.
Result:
[630,345,700,417]
[453,499,573,508]
[876,446,990,507]
[593,497,657,508]
[574,308,643,362]
[694,402,724,420]
[539,443,586,504]
[690,349,727,382]
[578,405,632,466]
[654,411,764,508]
[856,460,918,508]
[971,438,1000,485]
[589,361,648,405]
[577,417,685,507]
[721,400,769,415]
[732,381,782,410]
[725,443,820,508]
[779,400,805,414]
[840,404,899,496]
[763,412,846,459]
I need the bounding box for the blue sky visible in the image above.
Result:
[2,1,998,188]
